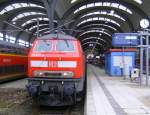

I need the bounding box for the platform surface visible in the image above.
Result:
[0,78,27,89]
[86,65,150,115]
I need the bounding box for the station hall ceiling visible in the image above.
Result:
[0,0,149,54]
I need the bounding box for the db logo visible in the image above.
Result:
[3,59,11,63]
[49,61,58,67]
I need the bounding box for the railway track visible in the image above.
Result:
[2,97,84,115]
[31,101,84,115]
[0,78,84,115]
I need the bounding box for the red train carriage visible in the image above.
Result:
[0,54,28,82]
[0,42,28,82]
[27,34,86,106]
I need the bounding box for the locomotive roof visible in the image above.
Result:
[39,33,76,40]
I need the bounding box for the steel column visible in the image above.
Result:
[146,33,149,86]
[140,34,144,86]
[36,19,39,38]
[42,0,57,31]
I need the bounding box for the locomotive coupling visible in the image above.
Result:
[26,84,40,96]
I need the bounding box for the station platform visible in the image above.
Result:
[85,65,150,115]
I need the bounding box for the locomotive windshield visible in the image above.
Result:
[34,40,52,52]
[56,40,75,52]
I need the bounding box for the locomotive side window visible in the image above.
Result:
[56,40,75,52]
[34,40,52,52]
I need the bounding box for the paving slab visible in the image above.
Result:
[86,65,150,115]
[86,70,116,115]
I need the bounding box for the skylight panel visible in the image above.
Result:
[0,3,44,15]
[103,2,111,6]
[71,0,78,4]
[12,4,21,8]
[77,17,120,27]
[133,0,143,4]
[29,24,48,30]
[87,18,92,21]
[87,3,94,8]
[19,39,25,44]
[30,4,44,8]
[119,5,126,11]
[82,42,103,47]
[20,3,28,7]
[36,28,50,32]
[94,2,102,6]
[126,9,132,14]
[111,3,119,8]
[0,38,3,40]
[6,35,9,39]
[74,9,79,14]
[5,5,14,11]
[85,24,117,31]
[81,11,126,21]
[23,12,30,16]
[22,20,33,27]
[79,5,86,10]
[43,30,51,34]
[9,36,16,41]
[22,18,49,27]
[82,37,106,43]
[93,17,99,20]
[12,12,45,21]
[74,2,132,15]
[0,33,3,37]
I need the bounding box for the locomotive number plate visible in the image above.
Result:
[49,61,58,67]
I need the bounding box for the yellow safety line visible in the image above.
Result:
[0,73,26,80]
[0,53,27,57]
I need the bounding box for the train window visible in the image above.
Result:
[34,40,52,52]
[56,40,75,52]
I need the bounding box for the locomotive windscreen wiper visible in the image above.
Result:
[64,39,69,48]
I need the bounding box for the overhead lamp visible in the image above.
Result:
[12,21,16,24]
[140,19,149,29]
[110,10,114,15]
[71,0,78,3]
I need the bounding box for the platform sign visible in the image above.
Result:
[112,33,139,47]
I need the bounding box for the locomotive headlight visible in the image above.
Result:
[62,72,74,78]
[33,71,44,77]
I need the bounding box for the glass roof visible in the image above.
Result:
[82,42,103,47]
[81,37,107,43]
[74,2,132,14]
[29,24,49,31]
[71,0,143,5]
[82,24,117,31]
[12,12,46,21]
[43,30,51,34]
[21,18,49,27]
[81,11,126,21]
[79,30,111,37]
[0,3,44,15]
[35,28,50,33]
[71,0,78,4]
[133,0,143,4]
[77,17,120,27]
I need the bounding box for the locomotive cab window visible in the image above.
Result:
[56,40,75,52]
[34,40,52,52]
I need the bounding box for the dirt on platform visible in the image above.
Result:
[0,88,28,109]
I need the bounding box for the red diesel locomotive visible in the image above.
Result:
[27,33,86,106]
